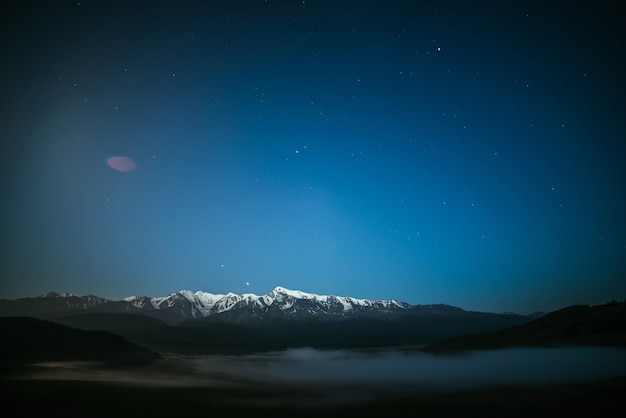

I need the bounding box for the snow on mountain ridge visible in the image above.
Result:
[136,286,410,319]
[40,292,79,298]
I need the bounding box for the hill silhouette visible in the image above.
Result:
[53,312,169,331]
[423,301,626,353]
[0,317,160,369]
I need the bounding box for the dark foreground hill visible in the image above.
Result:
[45,310,530,354]
[0,317,160,369]
[423,301,626,353]
[53,312,170,331]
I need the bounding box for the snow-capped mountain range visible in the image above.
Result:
[0,286,462,325]
[123,286,410,319]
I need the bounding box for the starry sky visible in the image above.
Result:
[1,0,625,313]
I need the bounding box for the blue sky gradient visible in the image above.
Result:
[1,1,625,313]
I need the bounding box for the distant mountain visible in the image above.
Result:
[0,292,109,317]
[422,301,626,353]
[121,286,414,324]
[0,317,160,369]
[0,286,513,325]
[0,287,533,353]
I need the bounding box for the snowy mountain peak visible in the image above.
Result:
[116,286,412,323]
[40,292,78,298]
[269,286,318,300]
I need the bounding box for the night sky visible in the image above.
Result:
[1,1,625,313]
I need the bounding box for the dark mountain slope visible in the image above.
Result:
[140,309,530,354]
[423,301,626,353]
[0,317,160,369]
[52,312,169,331]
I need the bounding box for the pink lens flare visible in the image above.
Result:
[107,156,137,172]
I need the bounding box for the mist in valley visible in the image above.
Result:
[20,347,626,392]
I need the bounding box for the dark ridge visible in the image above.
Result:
[423,301,626,353]
[0,316,160,370]
[52,312,169,331]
